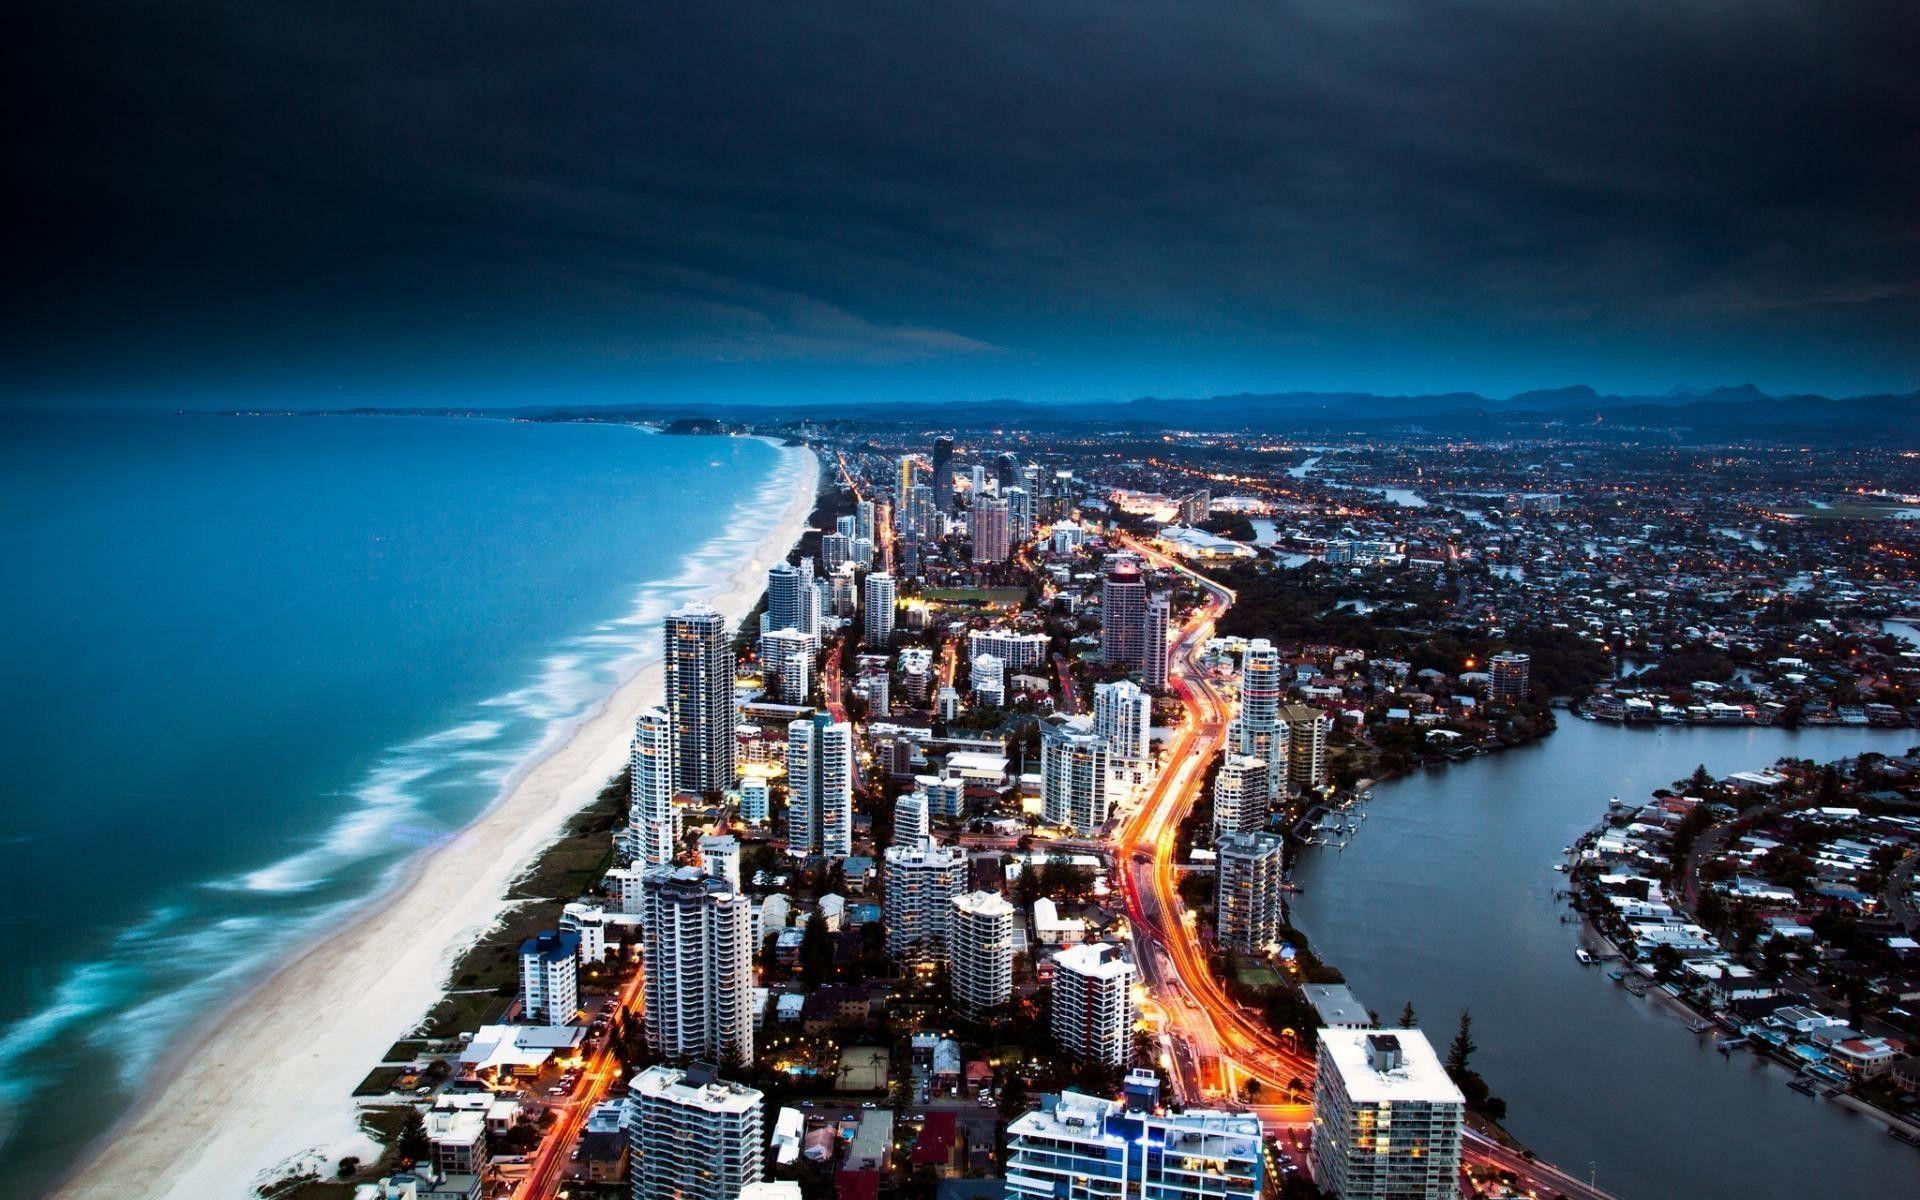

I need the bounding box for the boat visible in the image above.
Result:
[1788,1079,1818,1097]
[1575,948,1594,965]
[1553,862,1568,873]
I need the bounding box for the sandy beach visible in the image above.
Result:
[53,440,819,1199]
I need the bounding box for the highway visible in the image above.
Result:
[1109,533,1617,1200]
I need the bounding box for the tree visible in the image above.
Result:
[1446,1010,1476,1076]
[1398,1001,1417,1029]
[1687,763,1714,794]
[395,1107,431,1167]
[799,910,834,988]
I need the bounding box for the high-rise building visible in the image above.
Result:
[628,1064,765,1200]
[699,833,741,892]
[966,628,1050,671]
[1232,638,1286,799]
[917,771,967,821]
[1041,716,1110,834]
[892,791,930,847]
[1005,485,1034,541]
[970,463,988,501]
[1211,754,1271,838]
[736,776,770,825]
[760,627,812,705]
[1100,560,1148,668]
[855,498,875,546]
[820,530,854,573]
[995,451,1020,491]
[1050,942,1135,1067]
[1007,1083,1262,1200]
[1142,592,1170,691]
[1489,651,1531,704]
[630,706,680,866]
[950,891,1015,1013]
[518,930,580,1025]
[642,866,755,1067]
[935,685,961,721]
[972,498,1011,563]
[932,437,956,513]
[1280,703,1330,791]
[665,603,737,795]
[786,713,853,858]
[763,561,817,647]
[971,653,1005,708]
[883,837,968,963]
[1093,679,1151,764]
[1177,489,1211,525]
[1311,1030,1464,1200]
[1215,831,1286,953]
[863,571,896,645]
[897,455,920,512]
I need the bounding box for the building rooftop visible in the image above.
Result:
[1319,1028,1464,1106]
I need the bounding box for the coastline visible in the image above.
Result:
[51,437,820,1199]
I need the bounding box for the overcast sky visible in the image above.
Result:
[9,1,1917,406]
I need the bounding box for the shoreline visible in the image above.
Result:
[51,438,820,1199]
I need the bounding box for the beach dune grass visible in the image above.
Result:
[414,771,626,1040]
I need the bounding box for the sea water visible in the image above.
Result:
[0,410,795,1193]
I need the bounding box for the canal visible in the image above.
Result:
[1289,716,1918,1200]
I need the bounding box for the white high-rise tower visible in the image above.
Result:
[642,866,755,1068]
[786,713,853,858]
[629,705,679,865]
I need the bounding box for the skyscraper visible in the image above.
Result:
[764,559,819,649]
[665,602,737,796]
[1312,1030,1464,1200]
[863,571,896,645]
[896,455,919,512]
[950,890,1015,1013]
[892,790,929,847]
[642,865,755,1067]
[1231,638,1286,799]
[1041,715,1111,834]
[1049,942,1135,1067]
[1279,703,1330,791]
[1211,754,1271,838]
[883,837,967,963]
[970,463,987,501]
[760,627,811,705]
[786,713,853,858]
[630,706,679,865]
[855,498,875,545]
[1093,679,1151,765]
[1100,560,1148,668]
[1489,651,1531,704]
[972,497,1011,563]
[1142,592,1170,691]
[995,451,1020,491]
[628,1065,765,1200]
[932,436,956,513]
[971,653,1005,708]
[1215,830,1286,953]
[1004,485,1034,541]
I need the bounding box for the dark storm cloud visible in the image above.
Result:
[8,1,1918,401]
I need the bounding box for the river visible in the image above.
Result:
[1290,717,1919,1200]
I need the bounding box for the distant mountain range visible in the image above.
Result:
[348,383,1919,445]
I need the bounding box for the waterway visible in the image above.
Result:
[1290,717,1919,1200]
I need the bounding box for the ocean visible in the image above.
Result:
[0,410,794,1194]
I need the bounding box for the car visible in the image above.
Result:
[861,1101,877,1109]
